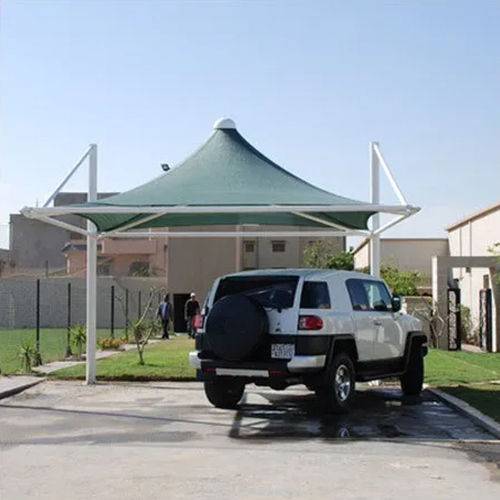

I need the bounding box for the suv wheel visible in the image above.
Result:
[316,352,355,414]
[400,342,424,396]
[204,379,245,409]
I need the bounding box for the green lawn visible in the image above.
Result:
[50,336,196,381]
[424,349,500,422]
[424,349,500,385]
[440,383,500,423]
[0,328,125,374]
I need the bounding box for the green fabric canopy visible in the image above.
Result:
[74,120,376,232]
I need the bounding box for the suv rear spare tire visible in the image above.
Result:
[205,294,268,361]
[204,379,245,409]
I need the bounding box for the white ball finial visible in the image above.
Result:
[213,117,236,130]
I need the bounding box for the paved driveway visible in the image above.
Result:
[0,381,498,499]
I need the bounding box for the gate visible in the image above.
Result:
[447,288,461,351]
[479,289,492,352]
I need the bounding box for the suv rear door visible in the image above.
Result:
[213,275,300,335]
[345,279,377,361]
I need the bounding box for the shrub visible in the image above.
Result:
[98,337,126,350]
[19,339,39,373]
[304,242,354,270]
[380,265,421,296]
[71,324,87,359]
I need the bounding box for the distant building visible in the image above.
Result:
[353,237,449,288]
[8,192,116,275]
[63,223,344,295]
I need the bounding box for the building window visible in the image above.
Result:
[97,257,112,276]
[244,241,255,253]
[272,240,286,253]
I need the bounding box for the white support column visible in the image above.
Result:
[369,142,381,277]
[86,144,98,385]
[235,224,242,271]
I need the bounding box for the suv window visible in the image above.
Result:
[214,276,298,309]
[300,281,331,309]
[346,279,392,312]
[346,279,369,311]
[363,281,392,311]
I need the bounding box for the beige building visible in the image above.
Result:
[353,238,449,287]
[63,225,344,329]
[444,201,500,351]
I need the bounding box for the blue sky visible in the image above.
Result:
[1,0,499,248]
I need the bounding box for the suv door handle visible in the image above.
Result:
[373,320,383,326]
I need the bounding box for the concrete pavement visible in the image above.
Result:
[0,381,498,499]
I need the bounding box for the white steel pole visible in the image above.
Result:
[369,142,381,277]
[86,144,98,385]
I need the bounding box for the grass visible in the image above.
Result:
[0,328,126,374]
[50,335,196,381]
[439,384,500,423]
[424,349,500,422]
[424,348,500,385]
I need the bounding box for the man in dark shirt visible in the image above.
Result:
[157,295,172,339]
[184,292,200,338]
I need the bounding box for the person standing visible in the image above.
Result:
[184,292,200,338]
[157,294,173,339]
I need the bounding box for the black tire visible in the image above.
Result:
[315,352,356,414]
[204,379,245,409]
[205,294,268,361]
[400,342,424,396]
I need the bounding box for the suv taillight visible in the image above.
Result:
[193,314,204,329]
[298,315,323,330]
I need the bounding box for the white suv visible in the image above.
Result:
[189,269,427,413]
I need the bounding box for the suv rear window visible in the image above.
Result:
[214,275,299,309]
[300,281,331,309]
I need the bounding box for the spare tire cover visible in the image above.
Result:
[205,294,268,361]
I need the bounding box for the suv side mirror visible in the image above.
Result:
[391,295,402,313]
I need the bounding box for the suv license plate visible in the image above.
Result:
[271,343,295,359]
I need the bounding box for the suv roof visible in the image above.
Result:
[221,268,373,281]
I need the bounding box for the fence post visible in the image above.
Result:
[110,285,115,339]
[125,288,129,336]
[138,291,142,318]
[66,282,72,357]
[35,279,41,363]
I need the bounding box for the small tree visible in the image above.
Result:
[380,265,421,296]
[304,242,354,270]
[131,290,161,365]
[488,242,500,284]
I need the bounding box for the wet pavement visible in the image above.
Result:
[0,381,498,499]
[230,385,495,441]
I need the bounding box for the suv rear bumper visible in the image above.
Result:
[189,350,326,377]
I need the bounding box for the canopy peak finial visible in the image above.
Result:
[213,117,236,130]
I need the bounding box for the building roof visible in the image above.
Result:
[445,200,500,232]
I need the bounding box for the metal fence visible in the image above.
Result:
[0,276,166,373]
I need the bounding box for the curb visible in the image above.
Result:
[0,378,45,400]
[428,388,500,439]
